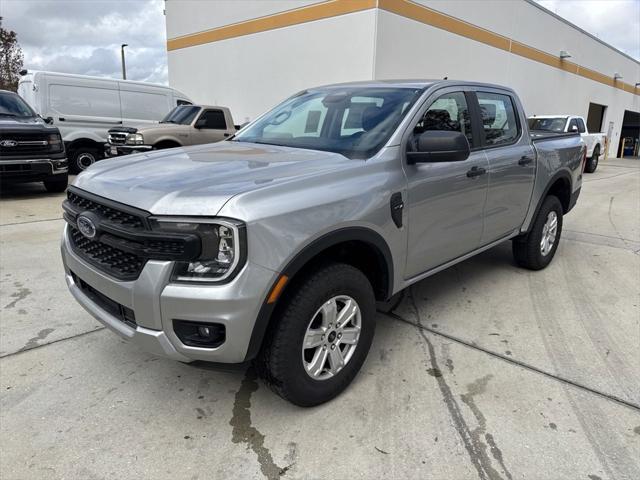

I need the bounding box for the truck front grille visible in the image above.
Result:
[70,226,145,280]
[63,187,201,281]
[108,132,128,145]
[67,191,145,230]
[0,132,49,155]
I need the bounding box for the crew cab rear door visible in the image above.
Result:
[473,89,535,244]
[403,89,488,278]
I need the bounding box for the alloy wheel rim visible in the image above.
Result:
[302,295,361,381]
[540,211,558,256]
[77,153,96,169]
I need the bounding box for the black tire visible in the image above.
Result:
[256,263,376,407]
[43,175,68,193]
[584,146,599,173]
[512,195,563,270]
[69,146,100,174]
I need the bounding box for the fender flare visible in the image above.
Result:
[523,170,573,233]
[243,226,394,361]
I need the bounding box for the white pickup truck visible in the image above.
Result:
[528,115,605,173]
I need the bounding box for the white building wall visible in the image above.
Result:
[374,8,639,157]
[167,3,377,123]
[166,0,639,156]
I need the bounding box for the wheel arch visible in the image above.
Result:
[243,227,394,361]
[524,171,573,234]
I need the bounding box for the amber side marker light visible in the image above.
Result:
[267,275,289,304]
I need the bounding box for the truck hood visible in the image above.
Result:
[73,141,355,216]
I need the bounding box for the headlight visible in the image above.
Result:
[150,218,246,283]
[48,133,63,153]
[125,133,144,145]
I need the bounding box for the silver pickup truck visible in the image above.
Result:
[61,80,585,406]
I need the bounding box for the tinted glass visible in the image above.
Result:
[161,106,200,125]
[234,87,422,159]
[477,92,519,146]
[411,92,473,148]
[576,117,586,133]
[568,118,579,132]
[528,117,567,132]
[0,92,35,117]
[199,110,227,129]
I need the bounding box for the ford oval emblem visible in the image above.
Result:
[0,140,18,147]
[77,214,97,239]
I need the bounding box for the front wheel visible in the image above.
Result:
[257,263,376,406]
[69,146,100,174]
[512,195,563,270]
[584,146,599,173]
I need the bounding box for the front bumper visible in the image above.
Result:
[104,143,153,158]
[0,156,67,183]
[61,224,278,363]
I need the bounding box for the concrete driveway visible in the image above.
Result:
[1,159,639,480]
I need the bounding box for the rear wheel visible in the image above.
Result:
[257,263,376,406]
[512,195,563,270]
[69,146,100,174]
[43,175,68,193]
[584,146,599,173]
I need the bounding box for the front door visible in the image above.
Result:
[475,91,535,243]
[191,109,230,145]
[404,90,488,279]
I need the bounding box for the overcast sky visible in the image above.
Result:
[0,0,638,87]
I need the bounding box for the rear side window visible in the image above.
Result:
[177,99,192,106]
[477,92,519,146]
[568,118,579,132]
[198,110,227,129]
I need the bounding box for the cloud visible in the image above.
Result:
[534,0,640,60]
[0,0,168,84]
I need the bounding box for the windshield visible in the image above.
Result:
[161,105,200,125]
[528,117,567,132]
[0,91,36,117]
[234,87,423,159]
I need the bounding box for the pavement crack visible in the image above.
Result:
[0,327,105,359]
[407,288,508,480]
[383,309,640,413]
[230,368,285,480]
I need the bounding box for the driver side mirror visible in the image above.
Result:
[407,130,470,164]
[39,115,53,125]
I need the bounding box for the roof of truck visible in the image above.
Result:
[311,79,516,92]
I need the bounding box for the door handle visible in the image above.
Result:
[223,133,231,137]
[466,166,486,178]
[518,156,533,166]
[59,117,66,122]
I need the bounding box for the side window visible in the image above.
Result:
[412,91,473,147]
[197,110,227,129]
[576,118,586,133]
[476,92,519,146]
[177,99,192,106]
[568,118,579,132]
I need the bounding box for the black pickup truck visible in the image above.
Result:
[0,90,68,192]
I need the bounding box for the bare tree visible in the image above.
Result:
[0,17,24,92]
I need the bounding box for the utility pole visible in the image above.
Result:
[121,44,128,80]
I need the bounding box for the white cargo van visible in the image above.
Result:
[18,71,192,172]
